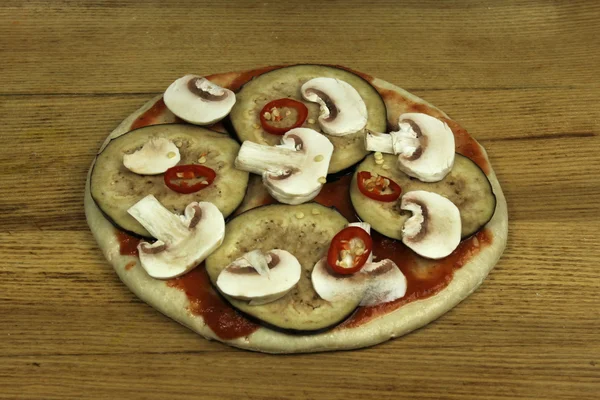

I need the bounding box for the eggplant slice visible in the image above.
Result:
[350,154,496,240]
[229,64,387,174]
[205,203,362,331]
[91,124,248,237]
[232,174,272,216]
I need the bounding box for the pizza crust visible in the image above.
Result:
[85,72,508,353]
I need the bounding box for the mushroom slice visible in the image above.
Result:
[122,137,181,175]
[164,75,236,125]
[311,258,366,303]
[301,77,368,136]
[235,128,334,205]
[401,190,461,259]
[127,194,225,279]
[216,249,302,306]
[311,258,406,306]
[360,260,407,306]
[365,113,455,182]
[312,222,407,306]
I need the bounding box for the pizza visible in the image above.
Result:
[85,64,508,353]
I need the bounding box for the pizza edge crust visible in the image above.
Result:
[85,78,508,354]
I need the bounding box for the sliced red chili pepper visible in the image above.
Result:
[357,171,402,202]
[327,227,373,275]
[259,98,309,135]
[164,165,216,194]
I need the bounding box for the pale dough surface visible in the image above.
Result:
[85,71,508,353]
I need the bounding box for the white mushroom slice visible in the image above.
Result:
[365,113,455,182]
[401,190,461,259]
[127,195,225,279]
[122,137,181,175]
[216,249,302,305]
[312,222,406,306]
[164,75,236,125]
[311,258,406,306]
[360,260,407,306]
[301,77,368,136]
[311,258,365,303]
[235,128,334,205]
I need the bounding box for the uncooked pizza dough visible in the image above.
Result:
[85,65,508,353]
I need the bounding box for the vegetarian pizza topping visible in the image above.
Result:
[122,137,181,175]
[259,98,309,135]
[350,154,496,242]
[164,75,236,125]
[127,195,225,279]
[229,65,388,174]
[312,222,407,306]
[216,249,302,306]
[163,164,216,194]
[357,171,402,202]
[301,77,368,136]
[327,225,373,275]
[401,190,461,259]
[205,203,362,332]
[235,128,333,204]
[366,113,455,182]
[87,64,505,352]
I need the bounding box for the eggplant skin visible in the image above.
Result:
[205,203,363,331]
[91,124,249,238]
[350,154,497,240]
[229,64,387,174]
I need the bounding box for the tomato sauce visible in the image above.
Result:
[442,117,490,174]
[130,98,168,131]
[116,230,140,257]
[314,174,357,221]
[209,65,284,92]
[332,64,374,83]
[167,266,259,340]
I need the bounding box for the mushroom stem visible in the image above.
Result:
[127,195,189,244]
[127,195,225,279]
[365,130,394,154]
[235,141,306,176]
[236,128,333,205]
[243,249,271,277]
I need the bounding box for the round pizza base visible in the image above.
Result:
[85,71,508,353]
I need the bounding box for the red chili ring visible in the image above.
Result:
[357,171,402,202]
[259,98,309,135]
[164,164,216,194]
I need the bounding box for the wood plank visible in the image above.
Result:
[0,132,597,231]
[2,84,598,143]
[1,220,598,359]
[0,88,597,231]
[0,1,599,94]
[1,1,599,398]
[1,348,598,400]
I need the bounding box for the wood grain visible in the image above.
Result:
[1,1,598,399]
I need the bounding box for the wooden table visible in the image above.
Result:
[1,1,598,399]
